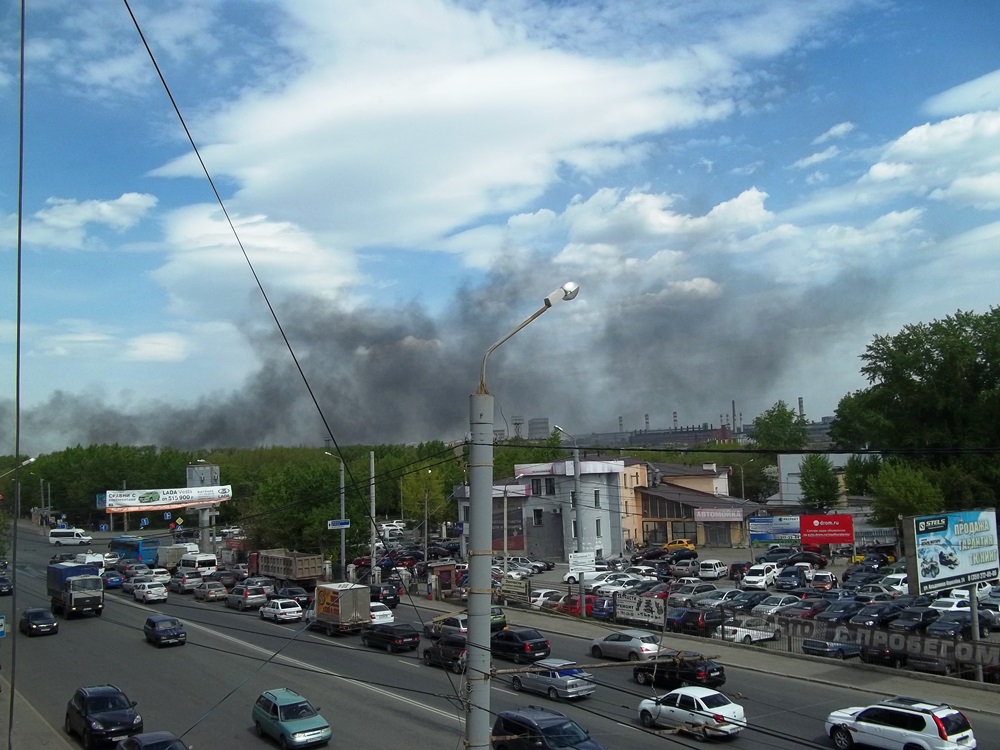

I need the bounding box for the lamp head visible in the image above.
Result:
[544,282,580,308]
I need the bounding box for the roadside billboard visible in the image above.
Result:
[104,485,231,513]
[905,509,999,595]
[799,514,854,545]
[748,515,800,544]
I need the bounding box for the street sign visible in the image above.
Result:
[327,519,351,530]
[0,615,6,638]
[163,512,172,520]
[99,524,108,532]
[175,517,183,525]
[140,517,149,527]
[568,551,596,571]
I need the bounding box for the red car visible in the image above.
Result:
[558,594,596,616]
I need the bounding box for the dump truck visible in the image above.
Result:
[47,562,104,617]
[305,582,370,635]
[254,549,325,587]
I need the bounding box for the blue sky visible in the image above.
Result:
[3,1,1000,455]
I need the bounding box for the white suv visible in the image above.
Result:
[741,563,776,590]
[825,696,976,750]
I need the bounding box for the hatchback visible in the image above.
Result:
[192,581,228,601]
[19,607,59,637]
[511,658,596,700]
[590,629,664,661]
[369,602,395,624]
[251,688,331,749]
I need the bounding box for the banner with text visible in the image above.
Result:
[799,514,854,545]
[104,485,231,513]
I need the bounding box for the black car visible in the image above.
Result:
[728,562,751,581]
[757,547,797,564]
[926,611,993,639]
[888,606,941,633]
[50,552,78,564]
[778,551,828,569]
[490,627,551,663]
[848,603,904,628]
[665,548,699,564]
[492,707,605,750]
[370,583,400,609]
[632,650,726,689]
[631,548,670,563]
[65,684,143,747]
[671,608,725,637]
[0,575,13,595]
[204,569,239,588]
[361,623,421,653]
[859,642,908,668]
[115,731,190,749]
[422,634,467,673]
[893,594,936,609]
[142,615,187,648]
[726,590,770,612]
[19,607,58,636]
[269,587,313,606]
[813,600,865,623]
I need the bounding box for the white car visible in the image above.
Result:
[930,597,971,612]
[103,552,120,565]
[369,602,395,624]
[562,565,611,585]
[792,562,815,581]
[880,572,909,595]
[259,598,303,622]
[529,588,562,610]
[148,568,172,585]
[624,566,658,579]
[133,581,168,604]
[638,686,746,739]
[742,564,777,590]
[946,580,993,599]
[825,696,976,750]
[712,616,780,644]
[593,577,643,597]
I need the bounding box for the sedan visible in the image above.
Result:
[510,658,596,700]
[750,595,801,616]
[594,577,643,596]
[666,583,718,609]
[19,608,59,637]
[192,581,228,601]
[814,600,865,623]
[258,599,304,623]
[147,568,172,585]
[638,686,745,739]
[122,575,154,595]
[100,570,124,589]
[693,588,746,610]
[490,628,550,663]
[778,551,827,569]
[114,731,190,749]
[369,602,395,624]
[270,587,313,606]
[848,603,904,628]
[775,598,831,619]
[590,629,665,661]
[133,582,168,604]
[712,616,778,644]
[727,591,771,612]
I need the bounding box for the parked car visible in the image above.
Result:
[19,607,59,637]
[670,608,725,637]
[142,615,186,647]
[813,600,865,623]
[590,629,665,661]
[728,561,751,580]
[556,595,596,617]
[259,598,304,623]
[778,551,828,569]
[757,547,797,564]
[693,588,744,610]
[774,566,809,591]
[65,685,143,748]
[361,623,421,653]
[697,560,727,580]
[751,594,801,616]
[926,611,994,640]
[632,650,726,689]
[637,686,745,739]
[727,590,771,612]
[741,564,777,590]
[775,597,830,619]
[251,688,331,749]
[591,597,615,620]
[849,602,904,628]
[192,581,228,601]
[529,588,562,610]
[802,636,860,660]
[492,706,608,750]
[422,634,467,673]
[666,583,718,608]
[712,616,778,644]
[810,571,838,591]
[670,559,700,577]
[663,539,696,552]
[824,696,975,750]
[888,606,941,633]
[510,658,596,700]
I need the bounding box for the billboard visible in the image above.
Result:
[799,514,854,545]
[104,485,232,514]
[694,507,744,522]
[748,515,800,543]
[907,509,999,595]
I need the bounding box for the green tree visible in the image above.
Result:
[868,461,944,527]
[843,455,881,497]
[798,455,841,513]
[751,401,808,450]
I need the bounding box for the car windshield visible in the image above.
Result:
[144,741,187,750]
[71,579,103,592]
[156,620,179,630]
[279,701,318,721]
[27,611,50,621]
[539,720,589,748]
[88,694,130,712]
[827,602,855,612]
[700,693,732,709]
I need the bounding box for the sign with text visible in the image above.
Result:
[748,515,801,543]
[908,509,999,595]
[694,507,744,522]
[104,485,232,513]
[568,551,595,571]
[799,514,854,545]
[327,519,351,530]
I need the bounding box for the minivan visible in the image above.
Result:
[177,553,218,578]
[49,528,93,546]
[698,560,727,580]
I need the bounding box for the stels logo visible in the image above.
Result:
[916,516,949,534]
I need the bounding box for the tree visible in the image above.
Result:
[798,455,841,513]
[868,461,944,527]
[843,455,881,497]
[751,401,808,451]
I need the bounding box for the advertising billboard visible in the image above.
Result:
[799,514,854,545]
[748,515,800,544]
[104,485,232,513]
[907,509,999,595]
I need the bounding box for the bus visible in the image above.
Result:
[108,535,161,566]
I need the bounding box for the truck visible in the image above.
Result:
[156,543,201,571]
[254,549,324,587]
[305,582,370,635]
[47,562,104,617]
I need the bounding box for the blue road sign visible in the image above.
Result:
[327,519,351,530]
[140,517,149,527]
[99,524,108,532]
[0,615,6,638]
[163,512,172,520]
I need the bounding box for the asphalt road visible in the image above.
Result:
[3,532,1000,749]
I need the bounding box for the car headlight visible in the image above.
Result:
[133,715,142,725]
[88,719,105,730]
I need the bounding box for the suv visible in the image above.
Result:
[632,649,726,689]
[168,570,203,594]
[226,585,268,611]
[491,706,607,750]
[741,564,776,590]
[825,696,976,750]
[774,566,808,591]
[369,583,400,609]
[422,634,468,674]
[757,547,797,564]
[143,615,187,648]
[671,608,725,637]
[251,688,331,749]
[65,684,143,747]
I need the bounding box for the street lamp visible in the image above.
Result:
[325,452,347,578]
[467,282,578,750]
[502,474,525,582]
[0,456,35,481]
[553,425,585,620]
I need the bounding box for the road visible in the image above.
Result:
[3,533,1000,749]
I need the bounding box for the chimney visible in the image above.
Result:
[644,413,649,431]
[672,411,678,430]
[798,397,805,419]
[618,416,623,432]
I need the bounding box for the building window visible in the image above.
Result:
[571,490,577,509]
[532,508,543,526]
[462,506,469,522]
[545,478,555,495]
[571,520,577,539]
[594,490,600,508]
[531,478,542,496]
[596,518,602,538]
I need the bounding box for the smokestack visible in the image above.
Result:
[798,397,805,419]
[644,413,649,431]
[618,416,623,432]
[672,411,678,430]
[732,400,736,430]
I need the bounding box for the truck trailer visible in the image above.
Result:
[305,582,370,635]
[254,549,324,587]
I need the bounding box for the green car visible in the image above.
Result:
[490,606,507,631]
[251,688,331,748]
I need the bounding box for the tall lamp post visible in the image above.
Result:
[467,282,578,750]
[0,456,34,481]
[553,425,585,619]
[324,452,347,578]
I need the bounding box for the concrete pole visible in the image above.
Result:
[370,451,376,572]
[572,444,586,619]
[466,392,494,750]
[339,459,346,579]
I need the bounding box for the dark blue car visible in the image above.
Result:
[591,598,614,620]
[100,570,124,588]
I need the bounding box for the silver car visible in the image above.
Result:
[510,658,595,700]
[590,629,665,661]
[666,583,719,608]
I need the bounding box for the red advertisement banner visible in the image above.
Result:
[799,514,854,544]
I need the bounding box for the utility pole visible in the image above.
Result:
[370,452,376,582]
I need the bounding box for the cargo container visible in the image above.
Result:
[305,582,370,635]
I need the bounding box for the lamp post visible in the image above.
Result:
[325,452,347,578]
[467,282,578,750]
[0,456,35,481]
[553,425,585,619]
[502,474,525,583]
[734,458,754,548]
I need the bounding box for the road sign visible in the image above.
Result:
[568,551,596,571]
[99,524,108,532]
[140,517,149,527]
[0,615,6,638]
[327,519,351,530]
[163,512,172,520]
[175,517,183,525]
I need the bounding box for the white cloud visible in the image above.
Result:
[924,69,1000,117]
[121,332,191,362]
[813,121,855,144]
[20,193,157,250]
[791,146,839,169]
[929,172,1000,209]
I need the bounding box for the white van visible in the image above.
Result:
[177,552,218,578]
[698,559,727,580]
[75,553,106,570]
[49,528,93,546]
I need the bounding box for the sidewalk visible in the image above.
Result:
[410,594,1000,718]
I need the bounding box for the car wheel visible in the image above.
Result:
[238,601,245,611]
[831,725,854,749]
[634,670,649,686]
[82,730,96,750]
[591,646,603,659]
[386,643,394,654]
[361,636,369,647]
[259,609,265,619]
[742,635,753,645]
[511,677,522,691]
[452,660,464,675]
[279,736,291,750]
[547,688,559,701]
[566,576,577,585]
[423,651,432,666]
[64,714,73,737]
[833,649,845,660]
[512,653,522,664]
[628,652,640,661]
[640,710,654,728]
